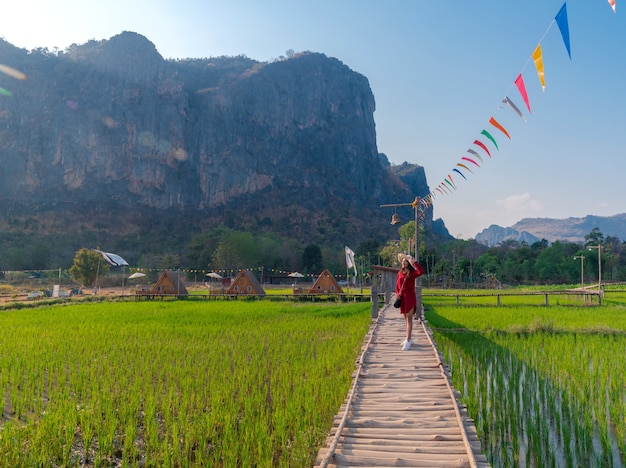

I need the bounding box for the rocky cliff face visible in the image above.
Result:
[474,225,540,247]
[0,32,442,246]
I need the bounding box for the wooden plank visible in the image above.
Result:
[314,305,491,468]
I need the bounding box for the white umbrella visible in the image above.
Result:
[288,272,304,285]
[206,272,223,279]
[128,272,146,279]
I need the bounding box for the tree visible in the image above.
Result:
[185,227,230,270]
[379,241,401,267]
[302,244,323,274]
[158,253,181,270]
[69,248,109,286]
[584,227,605,247]
[535,241,579,283]
[211,231,257,269]
[356,239,380,260]
[474,252,501,281]
[398,221,417,256]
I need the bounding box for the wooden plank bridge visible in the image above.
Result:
[314,305,490,468]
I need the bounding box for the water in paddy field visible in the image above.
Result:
[443,341,625,468]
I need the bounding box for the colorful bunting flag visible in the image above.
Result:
[503,96,526,121]
[555,3,571,59]
[473,140,492,157]
[532,44,546,90]
[452,168,467,180]
[425,1,609,203]
[456,162,474,173]
[514,74,532,113]
[481,129,499,150]
[489,117,511,139]
[462,156,480,168]
[467,149,484,163]
[608,0,616,12]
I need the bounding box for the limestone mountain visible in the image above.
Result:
[0,32,448,266]
[475,213,626,247]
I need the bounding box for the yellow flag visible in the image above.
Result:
[532,44,545,90]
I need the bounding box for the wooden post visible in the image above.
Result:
[371,286,379,318]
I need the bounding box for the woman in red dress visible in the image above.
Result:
[396,253,424,351]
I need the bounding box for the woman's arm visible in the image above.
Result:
[412,261,425,277]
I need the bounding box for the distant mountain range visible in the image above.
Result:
[475,214,626,247]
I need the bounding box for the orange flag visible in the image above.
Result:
[489,116,511,139]
[532,45,545,90]
[608,0,616,12]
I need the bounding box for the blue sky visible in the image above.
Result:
[1,1,624,239]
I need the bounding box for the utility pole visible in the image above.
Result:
[587,245,602,293]
[574,255,584,289]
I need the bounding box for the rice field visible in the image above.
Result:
[0,300,372,467]
[427,297,626,467]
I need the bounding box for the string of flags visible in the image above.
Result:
[127,266,368,277]
[418,1,617,217]
[132,266,302,276]
[2,266,366,279]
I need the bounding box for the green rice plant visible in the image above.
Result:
[0,300,370,466]
[429,302,626,467]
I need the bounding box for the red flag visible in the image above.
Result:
[474,140,491,158]
[515,74,531,113]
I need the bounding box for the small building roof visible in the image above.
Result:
[154,270,189,295]
[227,270,266,296]
[309,269,343,294]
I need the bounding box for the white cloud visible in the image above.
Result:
[496,193,544,212]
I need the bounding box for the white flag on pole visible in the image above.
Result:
[93,249,129,266]
[344,246,357,275]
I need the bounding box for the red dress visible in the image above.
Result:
[395,264,421,314]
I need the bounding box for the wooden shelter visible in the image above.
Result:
[136,270,188,296]
[309,269,343,294]
[226,270,266,296]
